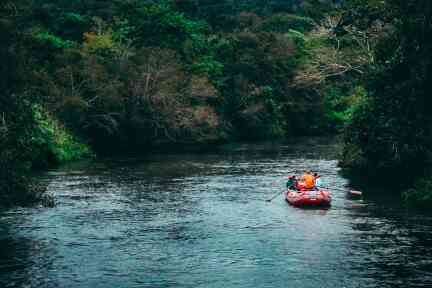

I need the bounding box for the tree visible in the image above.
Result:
[342,0,432,189]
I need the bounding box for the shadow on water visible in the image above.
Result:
[1,137,432,288]
[345,201,432,288]
[0,211,59,288]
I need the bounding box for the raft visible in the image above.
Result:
[285,189,331,207]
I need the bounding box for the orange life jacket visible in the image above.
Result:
[303,174,315,189]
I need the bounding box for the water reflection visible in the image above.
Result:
[1,138,432,288]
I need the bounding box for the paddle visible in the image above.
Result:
[318,186,362,196]
[265,170,296,202]
[266,190,284,202]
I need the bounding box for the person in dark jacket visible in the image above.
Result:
[286,176,298,190]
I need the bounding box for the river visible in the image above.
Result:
[1,138,432,288]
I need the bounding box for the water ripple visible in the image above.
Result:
[1,139,432,288]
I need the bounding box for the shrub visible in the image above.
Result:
[403,177,432,209]
[30,105,92,167]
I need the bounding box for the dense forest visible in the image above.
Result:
[1,0,431,207]
[340,0,432,207]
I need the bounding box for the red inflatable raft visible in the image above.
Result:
[285,189,331,207]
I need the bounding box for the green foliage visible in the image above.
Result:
[341,0,432,202]
[1,0,346,206]
[34,32,74,49]
[261,86,286,138]
[324,85,367,132]
[286,29,307,59]
[214,30,300,136]
[324,88,351,130]
[83,31,116,58]
[173,0,337,28]
[56,12,90,41]
[403,176,432,209]
[0,97,35,206]
[190,55,224,76]
[115,0,223,76]
[31,105,92,166]
[261,14,315,33]
[117,1,208,48]
[63,12,86,24]
[301,0,337,20]
[1,3,40,205]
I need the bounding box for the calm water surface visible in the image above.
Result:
[1,138,432,288]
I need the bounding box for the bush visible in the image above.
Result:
[403,177,432,209]
[30,105,92,167]
[0,98,48,206]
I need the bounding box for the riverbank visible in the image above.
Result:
[402,176,432,209]
[0,105,91,208]
[340,150,432,209]
[338,0,432,209]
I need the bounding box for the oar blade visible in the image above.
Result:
[266,190,284,202]
[349,190,363,196]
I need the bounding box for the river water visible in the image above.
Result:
[1,138,432,288]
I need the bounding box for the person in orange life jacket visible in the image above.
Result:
[297,170,315,190]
